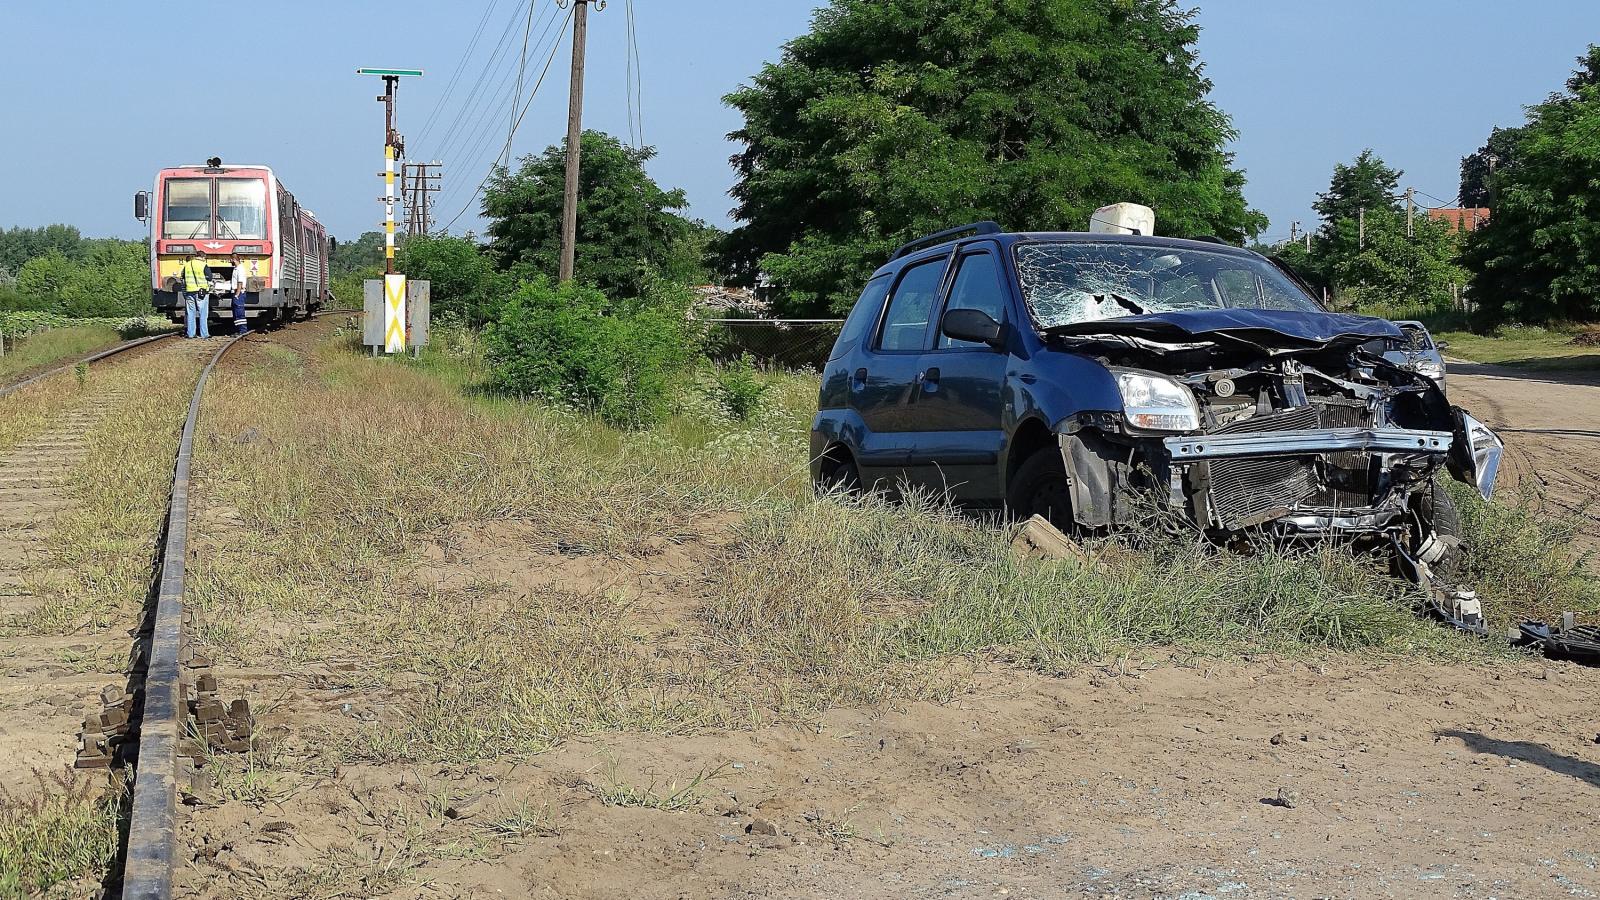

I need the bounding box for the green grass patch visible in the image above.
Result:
[1434,324,1600,371]
[0,324,122,381]
[0,783,124,899]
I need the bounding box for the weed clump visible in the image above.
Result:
[710,354,770,421]
[0,782,124,897]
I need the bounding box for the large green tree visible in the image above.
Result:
[721,0,1266,315]
[0,224,83,274]
[482,131,699,298]
[1312,149,1401,237]
[1463,46,1600,322]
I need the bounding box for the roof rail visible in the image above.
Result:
[890,221,1002,261]
[1189,235,1235,246]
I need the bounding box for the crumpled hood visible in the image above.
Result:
[1045,308,1403,349]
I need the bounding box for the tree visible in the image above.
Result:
[1312,149,1401,236]
[1463,46,1600,322]
[0,224,83,274]
[1459,127,1523,209]
[332,231,387,276]
[1325,208,1465,312]
[721,0,1266,315]
[482,131,698,298]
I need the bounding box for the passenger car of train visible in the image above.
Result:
[134,158,330,326]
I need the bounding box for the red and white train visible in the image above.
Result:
[135,158,330,326]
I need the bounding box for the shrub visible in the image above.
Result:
[711,354,770,421]
[397,234,507,326]
[484,277,698,428]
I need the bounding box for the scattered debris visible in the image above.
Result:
[1010,515,1094,564]
[745,817,780,837]
[1268,787,1300,809]
[1513,613,1600,666]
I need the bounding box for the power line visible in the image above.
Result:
[505,0,538,169]
[438,5,573,234]
[625,0,643,148]
[432,7,566,219]
[426,0,535,162]
[434,3,562,173]
[413,0,501,150]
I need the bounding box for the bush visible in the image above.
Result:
[711,354,770,421]
[484,277,699,428]
[398,234,507,326]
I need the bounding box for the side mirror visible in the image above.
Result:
[133,191,149,222]
[942,308,1004,348]
[1435,340,1450,351]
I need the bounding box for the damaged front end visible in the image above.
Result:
[1047,313,1504,546]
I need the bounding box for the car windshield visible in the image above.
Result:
[1015,242,1323,330]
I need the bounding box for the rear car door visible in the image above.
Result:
[851,255,949,488]
[904,244,1012,501]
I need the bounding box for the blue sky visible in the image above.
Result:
[1,1,1596,244]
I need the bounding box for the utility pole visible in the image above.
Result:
[1289,221,1299,244]
[1405,187,1416,238]
[1304,231,1311,252]
[1358,206,1366,250]
[559,0,604,282]
[403,161,442,235]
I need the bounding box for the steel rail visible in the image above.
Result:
[120,332,244,899]
[0,331,179,399]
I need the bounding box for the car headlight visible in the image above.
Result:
[1113,369,1201,432]
[1413,359,1445,380]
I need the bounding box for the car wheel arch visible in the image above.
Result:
[1003,416,1059,496]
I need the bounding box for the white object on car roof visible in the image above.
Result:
[1089,203,1156,236]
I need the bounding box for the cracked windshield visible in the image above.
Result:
[1017,242,1322,329]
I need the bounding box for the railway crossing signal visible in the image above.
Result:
[358,66,426,355]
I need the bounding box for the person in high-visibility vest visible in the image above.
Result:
[181,251,211,339]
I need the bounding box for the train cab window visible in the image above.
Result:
[163,178,212,239]
[217,179,267,239]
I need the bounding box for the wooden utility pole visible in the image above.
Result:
[1289,221,1299,243]
[559,0,596,283]
[1405,187,1416,238]
[403,162,442,235]
[1358,206,1366,250]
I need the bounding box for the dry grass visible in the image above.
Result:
[184,331,1585,779]
[5,355,196,636]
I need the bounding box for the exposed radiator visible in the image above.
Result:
[1203,402,1375,528]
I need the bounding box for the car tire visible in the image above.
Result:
[1007,449,1074,529]
[816,450,862,496]
[1412,478,1464,576]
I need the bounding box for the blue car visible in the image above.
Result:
[811,222,1502,557]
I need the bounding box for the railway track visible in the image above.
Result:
[0,315,350,898]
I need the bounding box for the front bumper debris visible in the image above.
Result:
[1164,427,1453,460]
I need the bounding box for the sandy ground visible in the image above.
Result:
[1448,362,1600,563]
[163,336,1600,899]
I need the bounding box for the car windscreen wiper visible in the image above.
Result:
[1094,292,1148,315]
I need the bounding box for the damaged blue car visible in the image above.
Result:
[811,220,1503,602]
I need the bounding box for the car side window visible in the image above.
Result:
[937,251,1006,349]
[828,275,892,360]
[877,258,945,351]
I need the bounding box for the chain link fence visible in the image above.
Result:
[702,319,843,370]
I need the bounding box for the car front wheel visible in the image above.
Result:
[1007,449,1074,529]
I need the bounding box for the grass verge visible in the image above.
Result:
[1435,324,1600,371]
[0,324,123,382]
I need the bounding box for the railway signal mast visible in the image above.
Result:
[357,67,427,356]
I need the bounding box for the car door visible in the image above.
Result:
[903,244,1012,502]
[851,254,949,489]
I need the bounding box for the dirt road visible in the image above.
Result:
[1448,362,1600,559]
